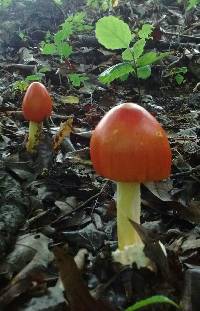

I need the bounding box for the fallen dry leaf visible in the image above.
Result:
[53,245,116,311]
[53,117,73,152]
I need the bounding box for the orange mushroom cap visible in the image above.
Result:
[90,103,172,182]
[22,82,52,123]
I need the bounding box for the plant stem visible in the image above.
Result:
[26,121,42,153]
[117,182,143,250]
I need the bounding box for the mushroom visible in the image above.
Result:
[22,82,52,153]
[90,103,171,266]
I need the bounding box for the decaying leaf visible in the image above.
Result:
[60,95,79,104]
[53,117,73,152]
[2,233,53,283]
[53,245,115,311]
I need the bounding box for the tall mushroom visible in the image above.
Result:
[90,103,171,266]
[22,82,52,153]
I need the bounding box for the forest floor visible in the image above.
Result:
[0,0,200,310]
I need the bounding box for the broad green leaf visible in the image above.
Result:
[99,62,134,84]
[125,295,180,311]
[122,48,134,61]
[41,43,57,55]
[137,51,169,67]
[137,65,151,79]
[95,16,132,49]
[138,24,154,39]
[132,39,145,60]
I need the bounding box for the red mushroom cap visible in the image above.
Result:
[90,103,172,182]
[22,82,52,123]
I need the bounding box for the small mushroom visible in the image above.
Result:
[22,82,52,153]
[90,103,171,266]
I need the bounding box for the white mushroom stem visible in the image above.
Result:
[117,182,143,250]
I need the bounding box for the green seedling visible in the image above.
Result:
[68,73,89,87]
[41,12,92,87]
[167,66,188,85]
[95,16,169,85]
[12,69,49,93]
[41,12,92,62]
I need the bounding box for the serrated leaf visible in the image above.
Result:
[125,295,179,311]
[132,39,145,60]
[95,16,132,49]
[56,42,72,58]
[41,43,57,55]
[99,62,134,84]
[138,24,154,39]
[137,51,169,67]
[137,65,151,79]
[68,73,88,87]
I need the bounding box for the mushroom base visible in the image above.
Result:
[112,244,151,268]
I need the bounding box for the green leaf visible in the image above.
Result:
[38,65,51,73]
[41,43,57,55]
[175,74,185,85]
[137,65,151,79]
[99,62,134,84]
[122,48,134,61]
[187,0,200,10]
[138,24,154,39]
[125,295,180,311]
[173,66,188,74]
[95,16,132,49]
[25,74,44,82]
[54,27,72,43]
[132,39,146,60]
[68,73,88,87]
[56,42,72,58]
[137,51,169,67]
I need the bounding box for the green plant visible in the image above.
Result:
[0,0,12,8]
[95,16,169,85]
[68,73,89,87]
[87,0,113,11]
[125,295,179,311]
[41,12,92,61]
[186,0,200,10]
[40,12,92,87]
[167,66,188,85]
[12,71,47,93]
[177,0,200,10]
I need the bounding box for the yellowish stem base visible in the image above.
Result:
[26,121,42,153]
